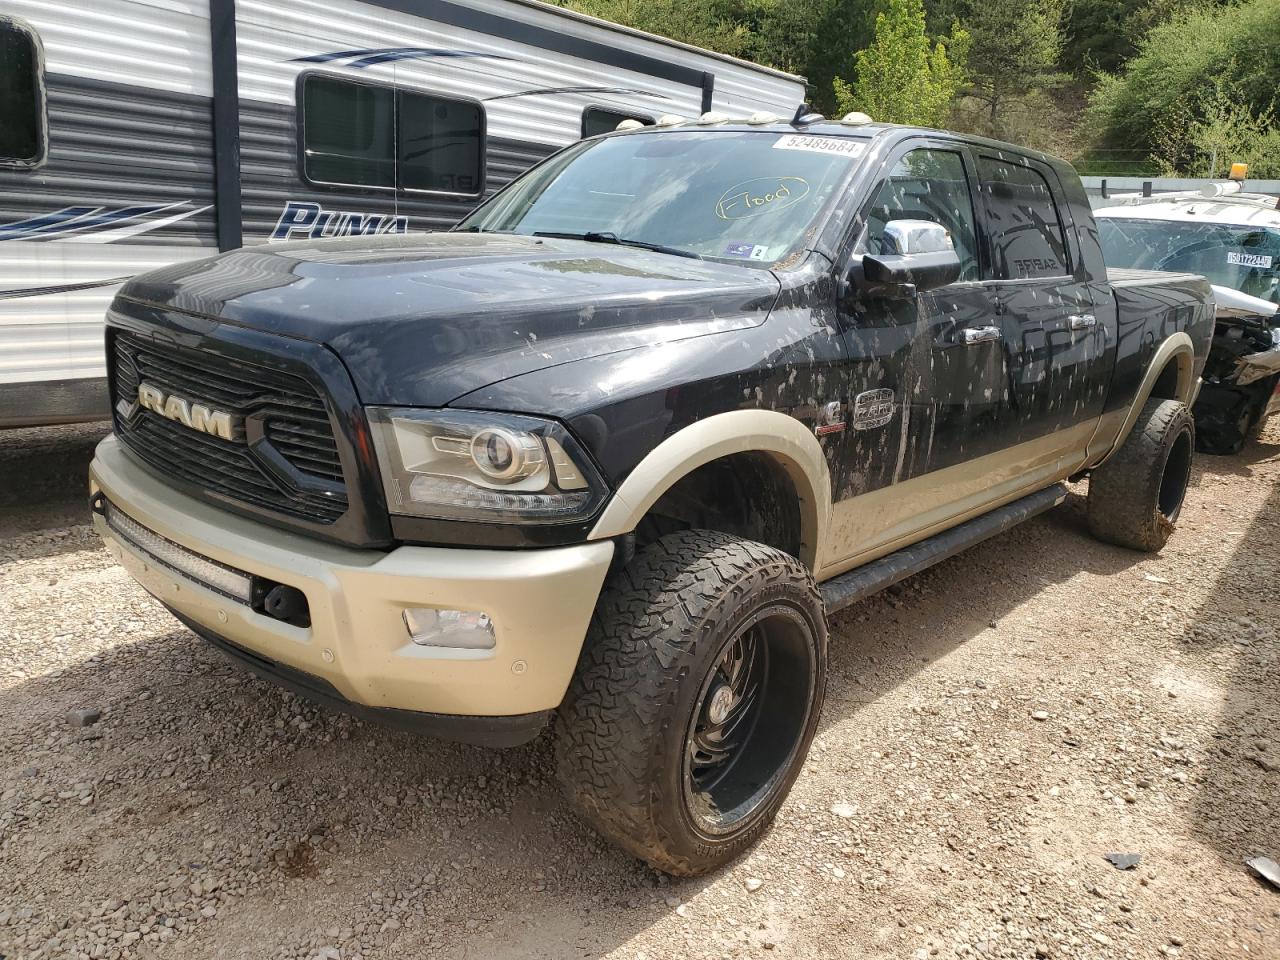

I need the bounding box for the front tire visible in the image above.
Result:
[1088,398,1194,552]
[555,530,827,876]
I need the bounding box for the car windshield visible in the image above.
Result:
[1098,216,1280,305]
[457,130,870,267]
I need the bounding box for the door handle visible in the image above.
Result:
[1068,313,1097,331]
[959,325,1002,345]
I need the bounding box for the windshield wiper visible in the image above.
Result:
[532,231,703,260]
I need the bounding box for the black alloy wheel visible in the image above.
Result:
[556,529,827,875]
[683,607,815,837]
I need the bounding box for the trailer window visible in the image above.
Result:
[0,19,44,166]
[977,157,1069,279]
[399,91,484,195]
[303,76,395,187]
[582,107,653,138]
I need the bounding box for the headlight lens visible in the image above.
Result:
[368,407,609,523]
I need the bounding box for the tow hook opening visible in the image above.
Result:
[252,579,311,628]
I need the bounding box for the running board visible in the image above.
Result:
[819,484,1069,615]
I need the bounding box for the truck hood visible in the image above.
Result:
[118,233,781,407]
[1210,284,1279,320]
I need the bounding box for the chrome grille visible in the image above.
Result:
[111,331,348,523]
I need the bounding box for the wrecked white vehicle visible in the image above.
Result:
[1098,186,1280,453]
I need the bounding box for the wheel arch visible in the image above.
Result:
[1094,332,1197,467]
[587,410,832,572]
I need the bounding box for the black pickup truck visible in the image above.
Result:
[90,117,1213,876]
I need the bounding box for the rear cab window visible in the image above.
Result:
[0,17,45,167]
[977,156,1070,280]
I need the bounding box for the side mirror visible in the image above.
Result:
[857,219,963,299]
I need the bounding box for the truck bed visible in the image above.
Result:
[1107,266,1207,288]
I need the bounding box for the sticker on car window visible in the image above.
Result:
[716,178,810,220]
[1227,251,1275,268]
[723,242,772,260]
[772,134,866,158]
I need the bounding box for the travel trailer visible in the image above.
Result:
[0,0,805,426]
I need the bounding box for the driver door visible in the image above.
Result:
[826,141,1008,567]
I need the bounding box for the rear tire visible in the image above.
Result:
[555,530,827,876]
[1088,398,1194,552]
[1195,388,1259,455]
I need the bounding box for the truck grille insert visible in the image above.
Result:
[111,331,348,524]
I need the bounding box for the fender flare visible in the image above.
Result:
[1095,332,1197,465]
[587,409,832,571]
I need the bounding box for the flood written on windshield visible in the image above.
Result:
[457,131,871,266]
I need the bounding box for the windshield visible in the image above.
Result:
[1098,216,1280,305]
[457,131,869,266]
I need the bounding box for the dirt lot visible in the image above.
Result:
[1,421,1277,960]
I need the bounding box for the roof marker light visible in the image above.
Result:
[840,111,874,125]
[747,111,779,125]
[1200,180,1244,198]
[698,111,730,125]
[655,114,686,127]
[614,119,645,131]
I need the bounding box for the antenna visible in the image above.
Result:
[790,102,824,126]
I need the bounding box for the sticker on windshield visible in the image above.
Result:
[723,242,772,260]
[1227,251,1274,268]
[716,177,810,220]
[772,134,866,158]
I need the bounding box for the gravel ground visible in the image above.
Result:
[1,420,1277,960]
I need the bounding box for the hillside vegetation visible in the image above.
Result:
[548,0,1279,176]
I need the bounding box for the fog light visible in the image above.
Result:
[403,607,496,650]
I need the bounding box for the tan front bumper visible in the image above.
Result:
[90,436,613,718]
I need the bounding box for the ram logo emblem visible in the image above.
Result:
[136,383,239,441]
[851,389,895,430]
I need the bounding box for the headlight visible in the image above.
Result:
[368,407,609,523]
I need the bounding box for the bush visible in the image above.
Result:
[1086,0,1280,175]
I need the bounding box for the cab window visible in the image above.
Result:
[863,148,979,281]
[977,157,1069,279]
[0,19,44,166]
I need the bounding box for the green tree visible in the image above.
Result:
[1150,79,1280,179]
[832,0,969,126]
[547,0,880,116]
[742,0,877,114]
[542,0,755,57]
[1087,0,1280,175]
[959,0,1065,137]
